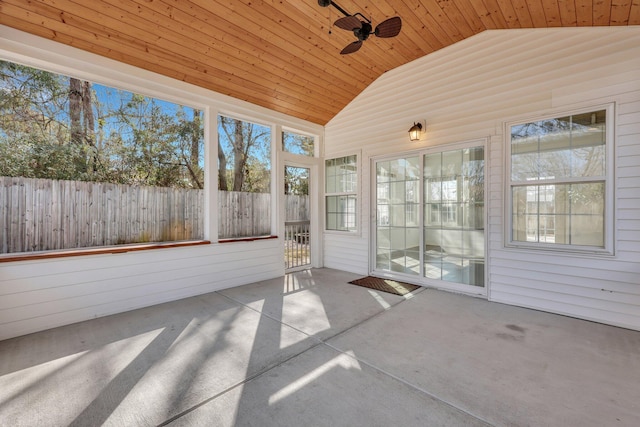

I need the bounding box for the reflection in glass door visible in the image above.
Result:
[374,145,485,290]
[424,148,484,287]
[375,157,420,275]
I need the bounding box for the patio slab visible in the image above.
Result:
[0,291,316,426]
[1,268,639,426]
[219,268,415,341]
[167,344,489,427]
[327,289,640,427]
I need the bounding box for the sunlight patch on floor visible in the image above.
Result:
[0,327,164,425]
[102,308,263,425]
[0,348,88,405]
[268,350,361,405]
[282,271,316,294]
[367,289,392,309]
[280,291,330,348]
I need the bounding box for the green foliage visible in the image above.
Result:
[283,131,314,156]
[0,136,90,180]
[0,60,204,188]
[285,166,309,195]
[218,116,271,193]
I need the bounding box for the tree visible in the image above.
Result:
[171,107,204,188]
[69,77,82,146]
[283,131,314,156]
[0,60,82,180]
[98,91,204,188]
[285,166,309,195]
[68,77,96,173]
[1,60,205,189]
[218,116,271,192]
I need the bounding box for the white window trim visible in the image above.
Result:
[504,103,615,256]
[0,45,212,251]
[281,126,320,158]
[324,151,361,234]
[216,113,277,240]
[0,25,324,248]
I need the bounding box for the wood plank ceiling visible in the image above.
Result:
[1,1,638,124]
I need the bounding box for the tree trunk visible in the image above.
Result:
[69,77,83,145]
[82,81,95,144]
[191,110,200,168]
[81,81,97,172]
[232,119,245,192]
[69,77,87,173]
[218,139,228,191]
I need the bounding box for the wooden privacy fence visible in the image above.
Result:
[0,177,310,254]
[217,191,271,239]
[285,192,310,221]
[0,176,204,254]
[217,192,309,238]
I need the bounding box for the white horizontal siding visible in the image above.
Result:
[0,245,281,306]
[323,233,368,274]
[490,287,640,330]
[616,92,640,265]
[0,239,284,341]
[325,27,640,330]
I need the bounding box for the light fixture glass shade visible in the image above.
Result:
[409,122,422,141]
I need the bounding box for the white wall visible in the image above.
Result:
[0,26,323,341]
[324,27,640,331]
[0,240,282,340]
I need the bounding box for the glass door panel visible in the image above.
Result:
[284,165,311,271]
[375,157,420,275]
[424,147,484,287]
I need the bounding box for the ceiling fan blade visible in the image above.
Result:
[374,16,402,38]
[340,41,362,55]
[334,15,362,31]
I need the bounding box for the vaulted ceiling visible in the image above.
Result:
[1,1,638,124]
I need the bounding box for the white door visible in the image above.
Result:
[284,165,311,271]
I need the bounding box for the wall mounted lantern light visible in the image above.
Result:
[408,121,424,141]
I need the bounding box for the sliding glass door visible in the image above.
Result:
[424,147,485,287]
[373,143,485,293]
[375,157,420,275]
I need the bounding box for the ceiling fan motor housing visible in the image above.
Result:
[356,22,372,41]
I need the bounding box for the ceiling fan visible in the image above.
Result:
[317,0,402,55]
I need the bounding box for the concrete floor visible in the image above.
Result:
[1,268,639,427]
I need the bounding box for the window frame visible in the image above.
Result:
[0,26,325,260]
[324,152,360,234]
[504,103,615,255]
[281,127,318,157]
[0,56,210,256]
[216,111,276,240]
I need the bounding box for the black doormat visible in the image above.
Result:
[348,276,421,296]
